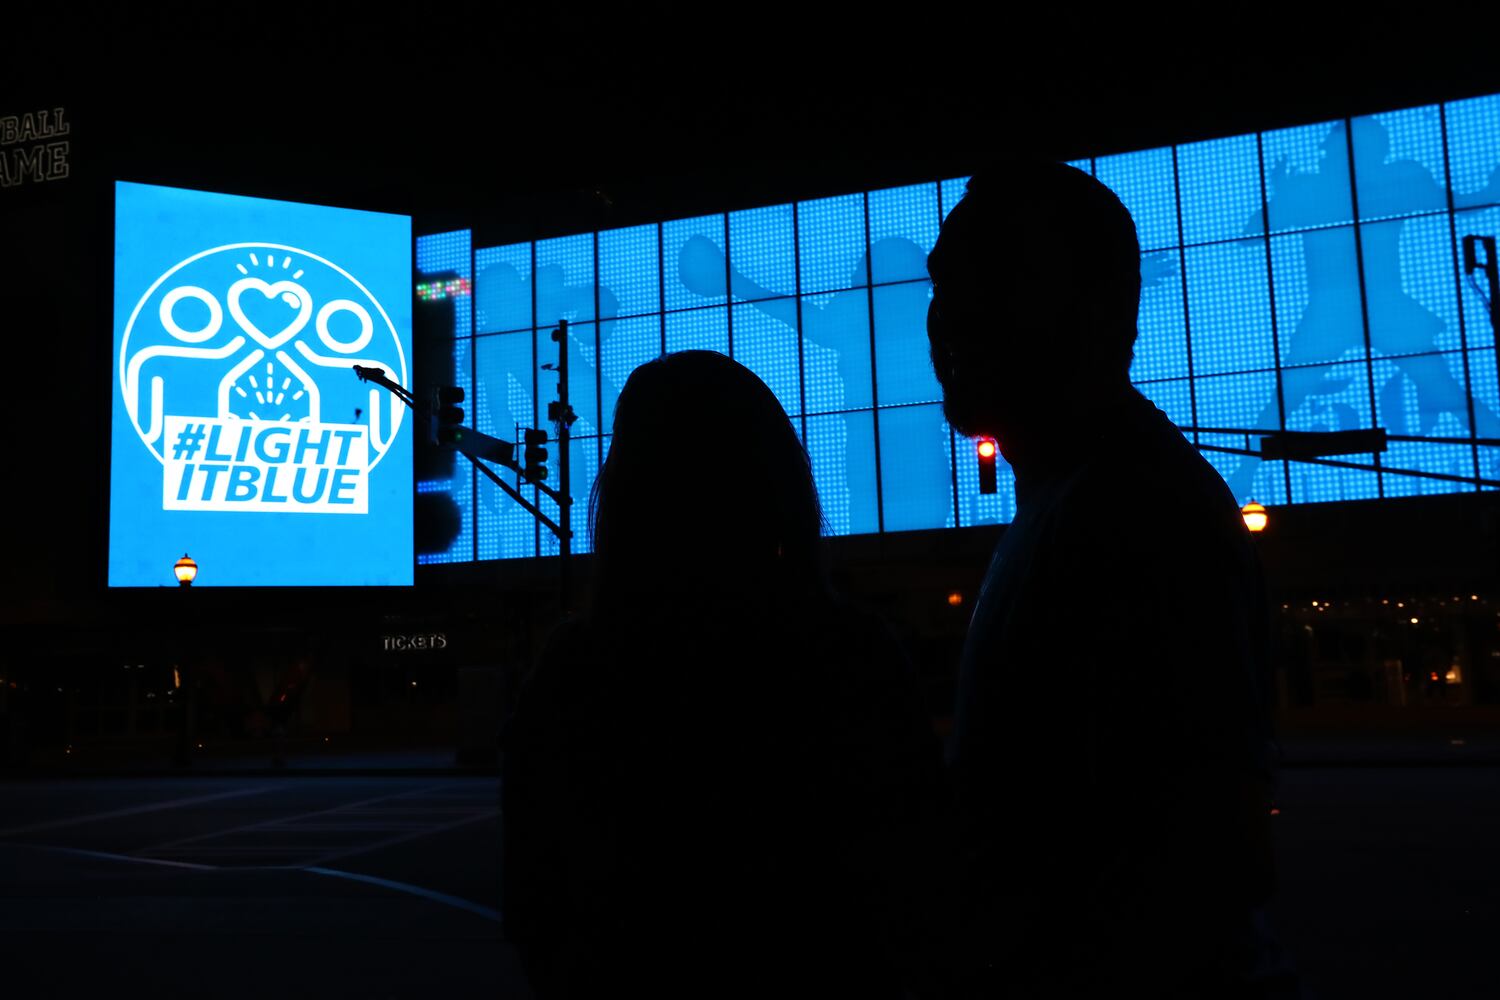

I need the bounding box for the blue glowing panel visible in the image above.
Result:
[957,430,1015,528]
[1133,249,1189,381]
[538,434,602,557]
[1096,147,1178,252]
[1279,360,1380,503]
[878,403,955,532]
[1468,349,1500,442]
[415,230,474,566]
[1454,207,1500,352]
[1270,227,1365,368]
[665,215,728,310]
[1177,134,1263,245]
[939,177,971,220]
[1375,356,1475,498]
[475,332,537,561]
[1194,370,1283,504]
[476,331,534,443]
[1368,351,1471,437]
[416,228,472,339]
[417,333,474,566]
[475,243,533,334]
[665,306,728,355]
[799,193,868,294]
[868,183,941,282]
[805,411,878,537]
[1479,447,1500,491]
[1134,379,1195,429]
[553,321,600,437]
[600,315,662,433]
[1471,350,1500,488]
[872,282,940,406]
[109,182,416,586]
[599,224,661,319]
[1066,159,1094,175]
[800,290,872,413]
[1363,216,1462,356]
[535,234,596,327]
[1446,95,1500,209]
[729,203,797,299]
[1262,120,1353,234]
[1353,107,1448,221]
[731,301,802,417]
[1183,242,1275,375]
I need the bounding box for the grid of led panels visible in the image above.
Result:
[416,94,1500,563]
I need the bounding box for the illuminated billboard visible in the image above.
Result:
[110,182,414,587]
[416,93,1500,565]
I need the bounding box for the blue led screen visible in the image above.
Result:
[425,93,1500,562]
[110,182,414,586]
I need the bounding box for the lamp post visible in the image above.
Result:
[1241,501,1269,535]
[172,553,197,765]
[174,553,198,587]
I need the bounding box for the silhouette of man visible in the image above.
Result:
[928,162,1291,995]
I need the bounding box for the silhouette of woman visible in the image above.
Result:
[501,351,954,999]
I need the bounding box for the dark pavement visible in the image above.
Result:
[0,777,529,999]
[1,763,1497,998]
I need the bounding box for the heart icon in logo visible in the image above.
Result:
[228,277,313,349]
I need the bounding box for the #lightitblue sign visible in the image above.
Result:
[110,182,414,587]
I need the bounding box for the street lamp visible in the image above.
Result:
[174,553,198,587]
[1241,501,1268,534]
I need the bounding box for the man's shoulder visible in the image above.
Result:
[1055,394,1248,559]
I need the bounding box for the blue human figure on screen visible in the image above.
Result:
[679,235,953,531]
[1225,118,1500,499]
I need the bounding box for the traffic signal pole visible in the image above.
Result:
[552,320,575,614]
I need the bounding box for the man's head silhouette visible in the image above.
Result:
[927,161,1141,448]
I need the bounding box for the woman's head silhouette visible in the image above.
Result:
[589,350,825,617]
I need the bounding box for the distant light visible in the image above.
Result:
[947,591,963,607]
[1430,671,1441,681]
[1451,739,1467,746]
[1411,617,1420,625]
[1269,807,1280,816]
[1381,599,1389,605]
[410,680,418,687]
[1445,667,1462,685]
[196,743,204,749]
[1241,501,1268,533]
[172,669,181,689]
[415,278,472,301]
[1397,602,1405,608]
[1473,595,1481,602]
[174,552,198,587]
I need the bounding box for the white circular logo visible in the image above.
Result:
[119,242,408,472]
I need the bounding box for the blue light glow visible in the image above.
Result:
[435,92,1500,562]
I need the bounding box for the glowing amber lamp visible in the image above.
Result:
[947,591,963,607]
[977,438,997,459]
[1240,501,1268,534]
[174,553,198,587]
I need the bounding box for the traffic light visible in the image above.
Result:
[523,428,549,482]
[976,437,998,494]
[433,386,465,446]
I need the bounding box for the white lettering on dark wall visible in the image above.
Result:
[0,107,71,189]
[382,633,449,652]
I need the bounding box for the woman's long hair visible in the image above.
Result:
[588,351,827,620]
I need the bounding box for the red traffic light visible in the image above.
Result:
[976,437,998,495]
